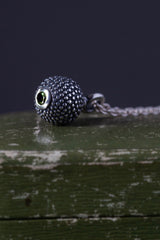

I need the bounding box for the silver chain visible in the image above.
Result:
[85,93,160,117]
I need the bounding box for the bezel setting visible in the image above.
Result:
[35,88,51,110]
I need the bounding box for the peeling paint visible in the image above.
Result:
[8,143,19,146]
[138,161,153,164]
[109,150,132,156]
[0,150,67,163]
[153,190,160,194]
[130,182,140,187]
[12,193,29,200]
[55,216,119,222]
[143,175,152,183]
[0,148,159,167]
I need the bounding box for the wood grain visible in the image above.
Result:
[0,163,160,218]
[1,217,160,240]
[0,112,160,238]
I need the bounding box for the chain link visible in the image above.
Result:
[93,101,160,117]
[85,93,160,117]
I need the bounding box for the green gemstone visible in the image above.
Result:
[37,92,46,105]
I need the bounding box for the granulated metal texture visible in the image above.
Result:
[35,76,86,125]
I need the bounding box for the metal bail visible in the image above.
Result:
[84,93,105,112]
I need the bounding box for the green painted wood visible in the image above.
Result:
[0,163,160,218]
[0,112,160,221]
[1,112,160,151]
[1,217,160,240]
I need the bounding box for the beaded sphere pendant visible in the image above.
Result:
[35,75,160,125]
[35,76,86,125]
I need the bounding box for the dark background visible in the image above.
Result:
[1,1,160,114]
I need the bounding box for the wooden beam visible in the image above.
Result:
[0,217,160,240]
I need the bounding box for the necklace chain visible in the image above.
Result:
[85,93,160,117]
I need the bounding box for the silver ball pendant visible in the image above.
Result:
[34,76,86,125]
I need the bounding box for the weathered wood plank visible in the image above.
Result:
[1,112,160,166]
[0,163,160,218]
[1,112,160,151]
[0,217,160,240]
[0,112,160,220]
